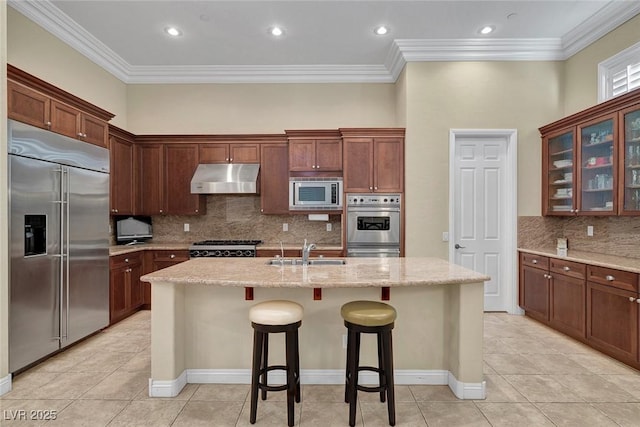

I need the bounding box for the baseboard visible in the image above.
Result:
[149,369,485,399]
[0,374,12,396]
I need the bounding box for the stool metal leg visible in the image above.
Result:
[382,329,396,426]
[344,329,352,403]
[293,329,301,403]
[377,331,386,403]
[285,330,296,427]
[347,329,360,427]
[261,334,269,401]
[250,330,264,424]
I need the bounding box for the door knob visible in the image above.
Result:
[454,244,466,249]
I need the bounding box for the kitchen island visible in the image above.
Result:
[141,257,489,399]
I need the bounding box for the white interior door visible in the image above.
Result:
[450,130,518,312]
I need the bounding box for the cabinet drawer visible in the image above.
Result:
[586,265,638,292]
[520,253,549,270]
[550,258,586,280]
[110,252,143,269]
[153,250,189,262]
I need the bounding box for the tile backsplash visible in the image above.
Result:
[148,195,342,246]
[519,216,640,259]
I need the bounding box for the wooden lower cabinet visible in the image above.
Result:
[520,264,550,322]
[256,248,344,258]
[141,250,190,307]
[109,253,143,324]
[520,252,640,368]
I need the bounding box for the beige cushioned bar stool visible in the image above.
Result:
[249,300,303,427]
[341,300,397,427]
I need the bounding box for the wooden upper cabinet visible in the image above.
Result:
[7,80,50,129]
[342,129,405,193]
[164,144,205,215]
[109,127,135,215]
[7,66,113,148]
[136,144,165,215]
[260,143,290,214]
[286,130,343,172]
[199,143,260,163]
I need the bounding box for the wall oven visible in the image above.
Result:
[346,193,401,257]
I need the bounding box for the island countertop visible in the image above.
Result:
[140,256,490,288]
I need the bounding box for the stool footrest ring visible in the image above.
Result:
[257,365,299,393]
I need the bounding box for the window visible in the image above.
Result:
[598,40,640,102]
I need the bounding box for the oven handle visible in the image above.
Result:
[347,207,400,213]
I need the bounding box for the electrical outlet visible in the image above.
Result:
[326,223,332,232]
[283,223,288,232]
[442,231,449,242]
[342,334,348,349]
[587,225,594,237]
[184,223,190,232]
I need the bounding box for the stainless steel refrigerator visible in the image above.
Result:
[8,119,110,373]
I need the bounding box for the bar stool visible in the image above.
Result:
[249,300,303,427]
[341,300,397,427]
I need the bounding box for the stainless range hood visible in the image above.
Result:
[190,163,260,194]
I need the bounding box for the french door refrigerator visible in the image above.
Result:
[8,119,110,373]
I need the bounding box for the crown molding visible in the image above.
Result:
[8,0,640,84]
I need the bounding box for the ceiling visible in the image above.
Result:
[9,0,640,83]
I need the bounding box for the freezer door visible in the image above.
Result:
[9,155,62,372]
[63,166,110,346]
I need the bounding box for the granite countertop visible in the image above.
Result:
[109,242,190,256]
[140,257,490,288]
[518,247,640,274]
[110,242,343,256]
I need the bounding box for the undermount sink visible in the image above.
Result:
[267,258,346,266]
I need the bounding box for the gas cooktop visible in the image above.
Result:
[192,240,262,246]
[189,240,262,258]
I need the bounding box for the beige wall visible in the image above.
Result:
[1,0,9,381]
[7,8,128,128]
[564,14,640,115]
[126,82,396,134]
[403,61,565,257]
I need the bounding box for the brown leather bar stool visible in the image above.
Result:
[341,300,397,427]
[249,300,303,427]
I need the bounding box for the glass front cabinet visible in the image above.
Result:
[577,114,617,215]
[541,88,640,217]
[543,128,575,215]
[621,105,640,214]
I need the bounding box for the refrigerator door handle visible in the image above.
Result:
[64,167,70,340]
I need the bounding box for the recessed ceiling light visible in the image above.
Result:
[269,26,285,37]
[479,25,494,35]
[374,26,389,36]
[165,27,182,37]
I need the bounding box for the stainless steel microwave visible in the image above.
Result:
[289,177,343,210]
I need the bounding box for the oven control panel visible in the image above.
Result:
[346,193,401,207]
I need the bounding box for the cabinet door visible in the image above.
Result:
[7,81,50,129]
[620,104,640,214]
[578,114,617,215]
[110,135,134,215]
[200,144,230,163]
[230,143,261,163]
[550,273,585,339]
[261,143,290,214]
[586,281,638,363]
[137,144,165,215]
[543,128,576,215]
[81,114,108,148]
[109,265,129,324]
[344,138,373,192]
[315,139,343,171]
[50,100,82,140]
[373,137,404,192]
[129,263,143,310]
[164,144,204,215]
[521,265,550,323]
[289,140,316,171]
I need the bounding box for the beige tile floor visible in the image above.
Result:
[2,310,640,426]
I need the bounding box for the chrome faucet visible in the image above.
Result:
[301,239,316,265]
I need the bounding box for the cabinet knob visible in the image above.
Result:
[369,187,373,190]
[629,297,636,302]
[170,254,175,259]
[563,266,570,271]
[226,158,229,162]
[606,275,615,281]
[574,209,579,213]
[230,158,233,162]
[125,258,129,263]
[532,259,538,264]
[195,209,199,213]
[159,209,164,213]
[77,132,83,137]
[46,121,51,128]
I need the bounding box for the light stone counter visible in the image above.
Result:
[143,257,489,401]
[518,247,640,274]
